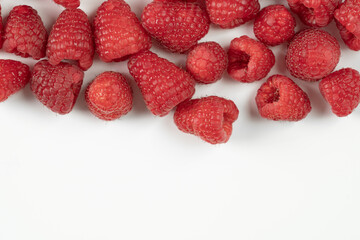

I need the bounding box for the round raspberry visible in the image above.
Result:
[285,29,340,81]
[253,5,296,46]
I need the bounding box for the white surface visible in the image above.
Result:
[0,0,359,239]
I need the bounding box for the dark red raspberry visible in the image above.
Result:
[319,68,360,117]
[186,42,227,84]
[47,8,94,71]
[3,5,47,60]
[256,75,312,121]
[141,1,210,53]
[205,0,260,29]
[0,59,30,102]
[286,29,340,81]
[30,60,84,115]
[253,5,296,46]
[227,36,275,83]
[53,0,80,9]
[287,0,340,27]
[128,51,195,117]
[85,72,133,121]
[174,96,239,144]
[94,0,151,62]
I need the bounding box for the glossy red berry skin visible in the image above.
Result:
[53,0,80,9]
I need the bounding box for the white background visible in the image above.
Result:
[0,0,359,239]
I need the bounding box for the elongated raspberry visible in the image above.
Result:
[3,5,47,60]
[227,36,275,83]
[128,51,195,116]
[47,8,93,71]
[0,59,30,102]
[174,96,239,144]
[319,68,360,117]
[30,60,84,115]
[256,75,312,121]
[142,1,210,53]
[53,0,80,9]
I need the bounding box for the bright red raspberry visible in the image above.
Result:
[256,75,312,121]
[287,0,340,27]
[205,0,260,29]
[0,59,30,102]
[47,8,94,71]
[53,0,80,9]
[227,36,275,83]
[286,29,340,81]
[30,60,84,115]
[0,5,3,49]
[319,68,360,117]
[174,96,239,144]
[141,1,210,53]
[3,5,47,60]
[128,51,195,117]
[186,42,227,84]
[254,5,296,46]
[85,72,133,121]
[94,0,151,62]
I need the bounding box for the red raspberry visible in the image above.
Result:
[141,1,210,53]
[85,72,133,121]
[286,28,340,81]
[128,51,195,116]
[0,59,30,102]
[30,60,84,115]
[227,36,275,83]
[0,5,3,49]
[253,5,296,46]
[186,42,227,84]
[47,8,94,71]
[205,0,260,29]
[3,5,47,60]
[287,0,340,27]
[174,96,239,144]
[319,68,360,117]
[94,0,151,62]
[53,0,80,9]
[256,75,312,121]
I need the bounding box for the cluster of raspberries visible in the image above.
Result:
[0,0,360,144]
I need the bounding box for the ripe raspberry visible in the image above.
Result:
[174,96,239,144]
[53,0,80,9]
[85,72,133,121]
[287,0,340,27]
[227,36,275,83]
[286,29,340,81]
[319,68,360,117]
[94,0,151,62]
[141,1,210,53]
[128,51,195,116]
[0,5,3,49]
[253,5,296,46]
[205,0,260,29]
[30,60,84,115]
[186,42,227,84]
[256,75,312,121]
[3,5,47,60]
[47,8,94,71]
[0,59,30,102]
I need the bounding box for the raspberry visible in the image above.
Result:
[253,5,296,46]
[3,5,47,60]
[186,42,227,84]
[227,36,275,83]
[141,1,210,53]
[128,51,195,116]
[174,96,239,144]
[85,72,133,121]
[287,0,340,27]
[205,0,260,29]
[286,29,340,81]
[94,0,151,62]
[30,60,84,115]
[0,5,3,49]
[0,59,30,102]
[256,75,312,121]
[319,68,360,117]
[47,8,94,71]
[53,0,80,9]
